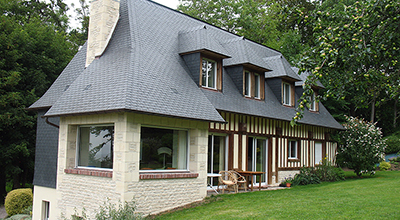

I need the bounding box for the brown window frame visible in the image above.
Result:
[199,55,222,91]
[282,81,295,107]
[243,70,265,100]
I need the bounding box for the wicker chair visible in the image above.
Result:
[218,171,238,194]
[230,170,247,192]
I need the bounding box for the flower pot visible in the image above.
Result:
[286,183,291,187]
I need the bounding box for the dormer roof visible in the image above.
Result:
[264,55,301,81]
[293,67,325,89]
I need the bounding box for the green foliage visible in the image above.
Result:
[4,188,33,217]
[384,132,400,154]
[292,167,321,185]
[379,161,391,171]
[95,199,142,220]
[0,0,76,201]
[336,116,386,176]
[295,0,400,126]
[315,158,345,182]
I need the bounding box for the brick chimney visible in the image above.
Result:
[86,0,120,67]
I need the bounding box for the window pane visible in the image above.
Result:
[310,92,316,111]
[284,83,290,105]
[289,141,297,158]
[201,60,207,87]
[208,135,225,186]
[245,72,250,96]
[255,74,260,98]
[207,61,215,88]
[78,125,114,169]
[140,127,187,170]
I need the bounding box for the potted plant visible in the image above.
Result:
[280,176,293,187]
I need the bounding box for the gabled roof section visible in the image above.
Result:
[178,25,230,58]
[293,67,325,89]
[264,55,301,81]
[222,37,271,72]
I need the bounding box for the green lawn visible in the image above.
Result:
[150,171,400,219]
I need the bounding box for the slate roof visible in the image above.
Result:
[29,0,342,130]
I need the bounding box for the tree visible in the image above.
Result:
[336,116,386,176]
[178,0,309,64]
[0,0,75,203]
[294,0,400,127]
[68,0,90,47]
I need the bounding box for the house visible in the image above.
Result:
[28,0,343,218]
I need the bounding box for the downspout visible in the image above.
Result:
[42,116,59,129]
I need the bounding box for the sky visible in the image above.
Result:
[65,0,180,29]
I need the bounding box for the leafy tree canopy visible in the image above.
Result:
[0,0,75,202]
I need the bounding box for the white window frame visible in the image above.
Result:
[310,91,317,111]
[201,58,217,89]
[283,82,291,106]
[76,124,114,170]
[288,140,298,159]
[208,134,228,186]
[42,200,50,220]
[139,125,190,172]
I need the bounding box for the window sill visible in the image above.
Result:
[64,168,113,178]
[288,159,301,162]
[139,172,199,180]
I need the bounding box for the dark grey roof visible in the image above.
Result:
[222,38,271,71]
[29,0,342,129]
[264,55,301,81]
[294,67,325,89]
[178,25,230,58]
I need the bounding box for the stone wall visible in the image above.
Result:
[277,170,300,183]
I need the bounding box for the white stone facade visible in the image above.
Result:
[277,170,300,184]
[32,112,209,219]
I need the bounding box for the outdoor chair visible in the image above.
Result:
[218,171,238,194]
[229,170,247,192]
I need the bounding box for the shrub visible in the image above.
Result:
[95,199,142,220]
[379,162,391,171]
[336,116,386,176]
[4,188,33,217]
[384,132,400,154]
[292,167,321,186]
[315,158,345,182]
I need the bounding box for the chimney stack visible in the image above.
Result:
[86,0,120,67]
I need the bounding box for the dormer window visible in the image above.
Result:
[282,81,293,106]
[200,56,222,91]
[244,70,264,100]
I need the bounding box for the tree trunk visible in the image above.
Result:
[370,95,376,123]
[394,98,398,128]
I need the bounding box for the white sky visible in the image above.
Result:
[65,0,180,29]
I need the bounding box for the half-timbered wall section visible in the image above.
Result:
[209,111,337,184]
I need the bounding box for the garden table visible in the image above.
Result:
[236,171,265,191]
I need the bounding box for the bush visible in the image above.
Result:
[95,199,142,220]
[336,116,386,176]
[315,158,345,182]
[379,161,391,171]
[292,167,321,186]
[4,188,33,217]
[384,133,400,154]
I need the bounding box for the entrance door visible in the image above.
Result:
[247,137,267,183]
[208,135,227,186]
[315,142,322,165]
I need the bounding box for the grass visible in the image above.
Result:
[150,171,400,219]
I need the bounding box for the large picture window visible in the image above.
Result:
[140,127,188,170]
[78,125,114,169]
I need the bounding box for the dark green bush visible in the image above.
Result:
[4,188,33,217]
[292,167,321,186]
[384,133,400,154]
[315,158,345,182]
